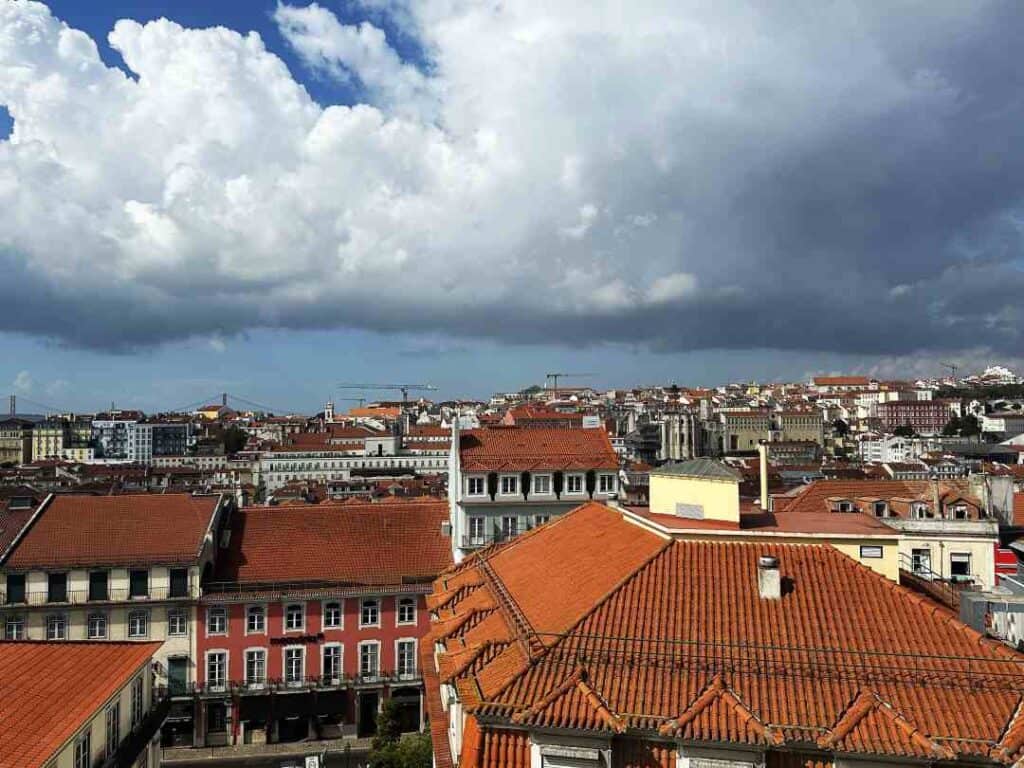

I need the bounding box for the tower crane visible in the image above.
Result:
[544,372,594,391]
[940,362,958,382]
[338,383,438,407]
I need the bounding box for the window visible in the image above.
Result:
[245,649,266,687]
[359,642,380,678]
[397,639,417,679]
[323,601,342,629]
[284,647,304,686]
[206,651,227,690]
[285,604,304,631]
[5,574,25,604]
[872,502,887,518]
[360,599,380,628]
[88,612,108,639]
[207,606,227,635]
[500,475,518,495]
[89,570,109,601]
[533,474,551,494]
[46,613,67,640]
[950,505,968,520]
[129,569,149,598]
[534,514,551,527]
[598,474,616,494]
[951,552,972,580]
[501,516,518,539]
[397,597,416,625]
[912,504,931,520]
[48,572,67,603]
[323,644,342,682]
[911,548,932,576]
[128,610,149,638]
[168,609,188,636]
[468,516,485,544]
[859,545,883,559]
[130,675,144,727]
[169,568,189,598]
[467,476,485,496]
[105,702,121,756]
[4,613,25,640]
[246,605,266,634]
[74,731,91,768]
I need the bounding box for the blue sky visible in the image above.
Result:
[2,1,1023,413]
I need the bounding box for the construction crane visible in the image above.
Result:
[544,372,594,391]
[338,383,438,407]
[335,396,368,408]
[940,362,958,382]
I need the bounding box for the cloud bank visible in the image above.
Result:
[1,0,1023,355]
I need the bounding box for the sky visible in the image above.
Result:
[2,1,1024,413]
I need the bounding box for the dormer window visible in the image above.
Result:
[950,505,968,521]
[872,501,888,518]
[834,500,855,513]
[912,503,931,520]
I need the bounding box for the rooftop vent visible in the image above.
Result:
[758,554,781,600]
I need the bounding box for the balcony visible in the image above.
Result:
[1,584,195,606]
[181,669,422,697]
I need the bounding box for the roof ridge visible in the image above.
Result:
[819,689,954,759]
[510,667,585,725]
[658,675,726,736]
[575,674,626,733]
[992,694,1024,763]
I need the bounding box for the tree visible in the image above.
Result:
[941,417,961,437]
[893,424,916,437]
[960,414,981,437]
[372,699,403,752]
[832,419,850,438]
[223,425,248,454]
[369,700,432,768]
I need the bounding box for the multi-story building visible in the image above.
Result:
[721,410,771,453]
[812,374,873,393]
[2,640,166,768]
[448,424,619,562]
[776,409,824,445]
[0,493,230,700]
[981,412,1024,437]
[0,417,34,465]
[657,411,703,461]
[878,400,953,435]
[425,502,1024,768]
[859,433,915,463]
[193,500,452,746]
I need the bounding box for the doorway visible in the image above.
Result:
[358,692,380,737]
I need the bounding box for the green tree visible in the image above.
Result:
[960,414,981,437]
[893,424,916,437]
[372,698,403,752]
[369,733,433,768]
[832,419,850,437]
[223,425,248,454]
[941,417,961,437]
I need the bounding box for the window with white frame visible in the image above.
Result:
[468,516,485,543]
[128,610,149,638]
[284,647,304,685]
[533,474,552,494]
[167,609,187,636]
[500,475,518,495]
[74,731,90,768]
[951,552,972,579]
[245,649,266,686]
[950,505,968,520]
[130,675,144,727]
[860,545,884,559]
[285,604,304,631]
[323,644,342,682]
[323,601,342,629]
[534,514,550,527]
[598,474,616,493]
[360,598,380,628]
[397,639,416,678]
[46,613,67,640]
[4,613,24,640]
[105,702,120,756]
[467,476,485,496]
[359,642,380,677]
[397,597,416,625]
[88,612,108,639]
[246,605,265,634]
[207,606,227,635]
[566,474,584,494]
[501,516,518,538]
[206,651,227,690]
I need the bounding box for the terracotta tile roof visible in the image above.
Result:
[211,499,452,586]
[1014,493,1024,527]
[428,503,1024,766]
[813,376,871,386]
[627,508,895,537]
[4,493,223,569]
[0,502,37,560]
[459,427,618,472]
[0,641,160,768]
[781,479,983,519]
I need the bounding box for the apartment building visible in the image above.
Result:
[0,416,34,465]
[193,500,452,747]
[776,409,824,445]
[447,424,619,562]
[0,493,230,697]
[2,641,165,768]
[425,502,1024,768]
[878,400,952,434]
[721,410,771,453]
[811,374,873,393]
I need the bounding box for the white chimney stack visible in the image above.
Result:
[757,440,769,511]
[758,555,781,600]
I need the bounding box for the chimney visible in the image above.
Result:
[757,440,769,511]
[931,475,941,518]
[757,555,781,600]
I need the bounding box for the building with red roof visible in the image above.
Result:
[449,424,620,562]
[1,640,164,768]
[425,502,1024,768]
[193,499,453,746]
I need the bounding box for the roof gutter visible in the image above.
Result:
[0,492,53,566]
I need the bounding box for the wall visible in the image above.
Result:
[649,475,739,523]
